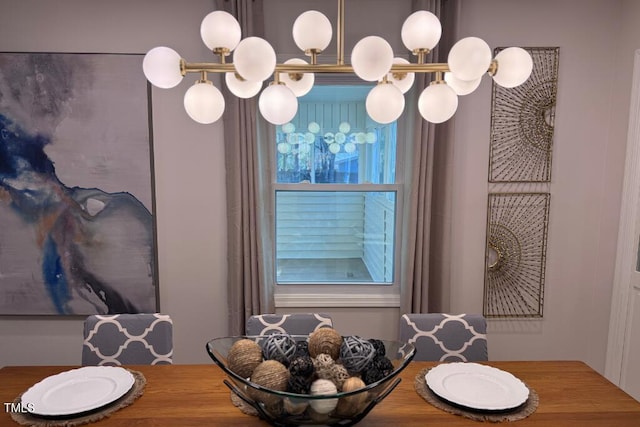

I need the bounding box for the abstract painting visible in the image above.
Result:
[0,52,157,315]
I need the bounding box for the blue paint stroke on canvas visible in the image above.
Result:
[0,53,156,315]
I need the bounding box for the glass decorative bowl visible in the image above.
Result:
[206,335,415,427]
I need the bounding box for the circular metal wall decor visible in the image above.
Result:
[489,47,559,183]
[483,192,550,318]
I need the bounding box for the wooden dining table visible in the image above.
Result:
[1,360,639,426]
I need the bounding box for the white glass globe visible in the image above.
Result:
[258,84,298,125]
[355,133,366,144]
[200,11,241,51]
[224,72,262,98]
[351,36,394,82]
[292,10,333,52]
[344,142,356,153]
[282,122,296,133]
[444,72,482,96]
[304,132,315,143]
[338,122,351,133]
[308,121,320,133]
[143,46,183,89]
[183,82,225,124]
[387,57,415,94]
[280,58,314,97]
[277,142,292,154]
[447,37,492,82]
[418,83,458,123]
[233,37,276,82]
[335,132,346,144]
[366,83,405,124]
[328,143,341,154]
[365,132,377,143]
[492,47,533,88]
[401,10,442,51]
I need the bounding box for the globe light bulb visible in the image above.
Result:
[447,37,492,81]
[366,83,405,124]
[292,10,333,52]
[308,122,320,133]
[183,81,225,124]
[280,58,314,97]
[492,47,533,88]
[258,84,298,125]
[344,142,356,153]
[444,72,482,96]
[143,46,183,89]
[224,72,262,98]
[338,122,351,133]
[328,143,341,154]
[401,10,442,51]
[233,37,276,82]
[351,36,394,82]
[282,122,296,133]
[418,82,458,123]
[200,11,241,52]
[387,57,415,94]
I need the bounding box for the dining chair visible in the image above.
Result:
[399,313,488,362]
[245,313,333,336]
[82,313,173,366]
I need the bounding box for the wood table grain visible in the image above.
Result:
[1,361,638,426]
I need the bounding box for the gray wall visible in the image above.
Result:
[0,0,638,375]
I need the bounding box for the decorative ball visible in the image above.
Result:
[328,363,350,390]
[249,360,290,406]
[313,353,336,383]
[340,336,376,374]
[335,377,368,417]
[360,355,394,385]
[262,333,297,366]
[368,338,386,357]
[284,397,308,415]
[227,339,263,378]
[308,328,343,360]
[295,340,310,358]
[288,374,312,394]
[289,355,314,377]
[309,378,338,414]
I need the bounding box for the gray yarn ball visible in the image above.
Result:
[262,333,297,366]
[339,336,376,374]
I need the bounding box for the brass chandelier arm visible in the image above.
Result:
[181,60,499,76]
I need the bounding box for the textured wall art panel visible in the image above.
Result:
[488,47,559,183]
[483,193,550,318]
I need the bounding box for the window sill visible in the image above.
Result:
[274,293,401,308]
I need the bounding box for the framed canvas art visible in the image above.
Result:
[0,52,157,315]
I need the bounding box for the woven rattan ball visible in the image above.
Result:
[309,378,339,414]
[313,353,335,381]
[308,328,343,360]
[262,333,297,366]
[340,336,376,374]
[249,360,290,406]
[335,377,368,417]
[227,339,263,379]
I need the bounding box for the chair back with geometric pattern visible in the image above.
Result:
[82,313,173,366]
[246,313,333,336]
[399,313,488,362]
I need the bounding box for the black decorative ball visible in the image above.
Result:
[289,355,315,378]
[368,338,386,358]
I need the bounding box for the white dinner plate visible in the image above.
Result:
[21,366,135,416]
[425,362,529,411]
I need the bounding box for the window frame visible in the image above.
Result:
[264,85,411,308]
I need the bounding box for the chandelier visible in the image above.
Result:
[142,0,533,126]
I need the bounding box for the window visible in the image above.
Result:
[270,85,405,302]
